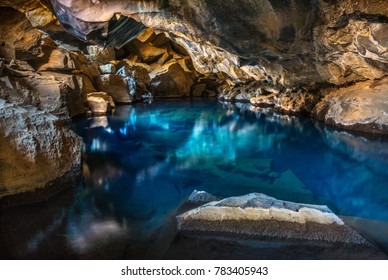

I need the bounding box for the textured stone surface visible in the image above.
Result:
[312,78,388,134]
[150,61,195,97]
[0,99,83,206]
[177,192,369,245]
[0,67,87,120]
[187,190,219,206]
[40,1,386,88]
[86,91,115,116]
[0,7,45,61]
[95,74,133,104]
[250,91,320,115]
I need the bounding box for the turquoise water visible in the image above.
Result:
[72,101,388,252]
[2,100,388,259]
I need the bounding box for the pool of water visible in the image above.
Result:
[1,100,388,259]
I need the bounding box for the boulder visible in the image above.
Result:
[312,78,388,134]
[177,192,369,245]
[78,74,96,95]
[0,99,83,206]
[186,190,218,206]
[156,52,173,66]
[95,74,132,104]
[116,64,150,99]
[86,91,115,116]
[117,64,150,84]
[86,96,108,116]
[150,61,195,97]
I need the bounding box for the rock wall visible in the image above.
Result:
[38,1,386,86]
[0,7,88,203]
[27,0,385,133]
[0,99,82,206]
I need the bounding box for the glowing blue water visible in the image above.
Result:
[69,100,388,254]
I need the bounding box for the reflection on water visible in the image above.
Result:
[1,100,388,259]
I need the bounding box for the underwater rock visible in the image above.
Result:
[0,99,83,206]
[177,192,369,245]
[186,190,219,206]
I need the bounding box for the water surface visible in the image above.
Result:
[1,100,388,259]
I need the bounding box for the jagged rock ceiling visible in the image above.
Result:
[2,0,387,89]
[42,0,388,89]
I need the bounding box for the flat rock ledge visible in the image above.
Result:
[177,192,369,245]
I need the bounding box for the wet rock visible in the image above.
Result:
[177,192,369,245]
[250,92,320,114]
[86,91,115,116]
[187,190,218,206]
[312,78,388,135]
[86,96,108,116]
[150,61,195,98]
[0,99,83,206]
[95,74,132,104]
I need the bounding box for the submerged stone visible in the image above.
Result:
[187,190,219,206]
[177,192,369,245]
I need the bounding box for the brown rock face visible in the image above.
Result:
[42,0,387,87]
[95,74,133,104]
[150,61,195,97]
[86,91,115,116]
[312,78,388,135]
[0,65,87,120]
[0,99,83,206]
